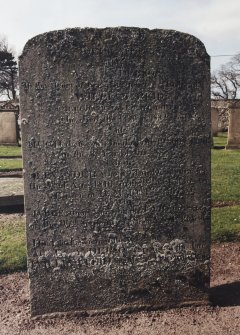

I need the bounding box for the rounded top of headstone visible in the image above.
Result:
[20,27,209,60]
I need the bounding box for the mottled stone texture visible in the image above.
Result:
[19,27,211,316]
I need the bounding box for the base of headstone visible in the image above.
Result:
[0,143,18,146]
[0,177,24,210]
[0,195,24,209]
[32,299,210,319]
[225,144,240,150]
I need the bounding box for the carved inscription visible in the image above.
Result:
[20,27,211,316]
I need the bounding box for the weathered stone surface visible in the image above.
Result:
[0,112,17,145]
[226,100,240,149]
[19,27,211,316]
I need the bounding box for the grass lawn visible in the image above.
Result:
[211,132,240,241]
[0,159,23,171]
[212,149,240,201]
[213,132,228,148]
[212,133,240,202]
[0,145,22,156]
[212,206,240,242]
[0,215,27,273]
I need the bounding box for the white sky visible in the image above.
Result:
[1,0,240,71]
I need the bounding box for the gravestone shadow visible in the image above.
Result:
[210,281,240,307]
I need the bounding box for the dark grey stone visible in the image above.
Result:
[19,27,211,316]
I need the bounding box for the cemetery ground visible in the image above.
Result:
[0,145,22,173]
[0,136,240,334]
[0,159,22,172]
[0,146,22,157]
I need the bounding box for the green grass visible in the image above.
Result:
[0,159,23,171]
[212,132,240,202]
[0,145,23,171]
[0,145,22,156]
[211,134,240,241]
[213,132,228,147]
[211,148,240,202]
[0,216,27,273]
[212,206,240,242]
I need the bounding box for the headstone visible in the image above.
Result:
[0,112,18,145]
[211,107,219,136]
[226,101,240,149]
[211,100,229,132]
[19,27,211,316]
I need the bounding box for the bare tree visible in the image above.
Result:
[0,37,18,100]
[211,53,240,100]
